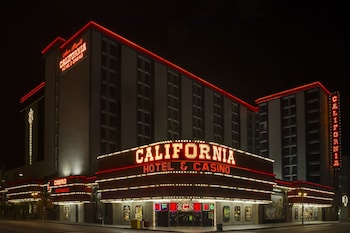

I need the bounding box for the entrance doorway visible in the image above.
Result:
[177,211,201,226]
[155,202,215,227]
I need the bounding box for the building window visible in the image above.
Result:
[137,55,153,145]
[258,103,268,156]
[167,70,181,139]
[213,93,224,143]
[281,95,297,181]
[231,102,240,148]
[100,38,121,154]
[305,88,321,183]
[247,110,255,153]
[37,99,45,161]
[192,82,204,140]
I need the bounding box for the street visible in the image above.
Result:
[0,219,349,233]
[240,221,350,233]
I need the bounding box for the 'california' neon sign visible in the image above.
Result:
[135,142,236,165]
[329,92,342,169]
[59,38,87,72]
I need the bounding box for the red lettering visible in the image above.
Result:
[55,187,70,193]
[161,162,174,171]
[333,160,340,167]
[333,145,339,152]
[202,163,210,171]
[333,123,339,131]
[333,152,339,159]
[333,132,339,138]
[332,102,338,110]
[333,138,339,145]
[143,162,174,173]
[210,163,217,172]
[143,164,154,173]
[332,95,338,102]
[193,162,201,171]
[330,92,342,169]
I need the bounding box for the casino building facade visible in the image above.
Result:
[0,21,342,227]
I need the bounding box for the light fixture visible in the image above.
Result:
[298,190,307,224]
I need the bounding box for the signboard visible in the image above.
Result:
[329,92,342,170]
[97,140,274,176]
[59,38,87,72]
[135,142,238,175]
[96,140,275,202]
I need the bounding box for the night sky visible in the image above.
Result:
[1,1,349,170]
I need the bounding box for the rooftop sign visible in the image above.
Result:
[59,38,87,72]
[329,92,342,170]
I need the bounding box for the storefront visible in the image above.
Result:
[48,176,94,223]
[288,181,335,222]
[96,140,275,227]
[0,144,337,226]
[4,178,43,219]
[155,201,215,227]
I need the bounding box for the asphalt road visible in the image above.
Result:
[0,219,349,233]
[239,221,350,233]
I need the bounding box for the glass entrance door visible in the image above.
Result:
[178,211,194,226]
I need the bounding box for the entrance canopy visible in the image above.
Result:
[96,140,275,203]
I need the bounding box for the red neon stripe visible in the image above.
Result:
[255,81,330,104]
[96,160,275,178]
[95,164,144,175]
[6,178,42,186]
[235,165,275,178]
[41,37,66,54]
[275,179,292,187]
[292,180,334,190]
[20,82,45,103]
[42,21,257,112]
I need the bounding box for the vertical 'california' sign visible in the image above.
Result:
[329,92,342,170]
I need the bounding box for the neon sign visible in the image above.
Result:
[342,195,348,207]
[136,142,235,175]
[53,178,67,186]
[28,108,34,165]
[55,187,70,193]
[329,92,342,169]
[136,142,236,165]
[59,38,87,72]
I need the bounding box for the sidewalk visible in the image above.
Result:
[17,219,343,232]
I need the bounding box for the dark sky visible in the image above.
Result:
[1,1,349,170]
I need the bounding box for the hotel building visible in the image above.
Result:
[0,21,343,227]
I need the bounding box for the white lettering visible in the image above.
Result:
[59,41,87,72]
[198,144,211,160]
[135,142,236,166]
[53,178,67,186]
[184,143,197,159]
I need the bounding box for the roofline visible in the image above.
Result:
[19,82,45,103]
[292,180,334,190]
[41,21,258,112]
[255,81,331,104]
[41,37,66,54]
[275,179,293,187]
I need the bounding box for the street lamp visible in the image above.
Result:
[298,191,307,224]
